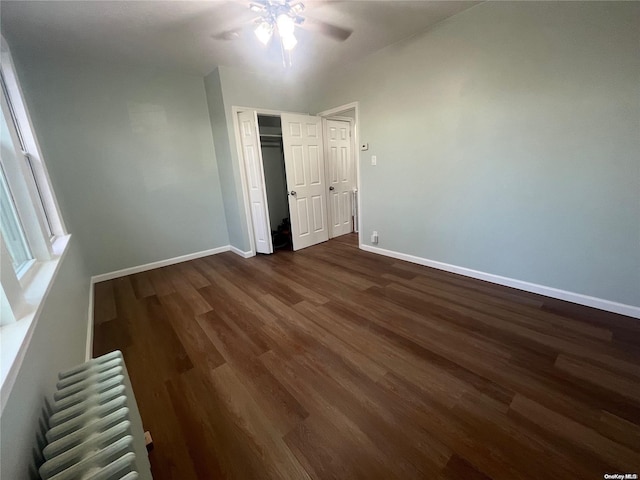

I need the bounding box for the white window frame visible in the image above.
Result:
[0,35,71,414]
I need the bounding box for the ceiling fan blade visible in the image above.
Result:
[211,28,244,41]
[303,17,352,42]
[211,11,263,41]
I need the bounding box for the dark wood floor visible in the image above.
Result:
[93,234,640,480]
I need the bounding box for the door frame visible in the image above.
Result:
[322,116,355,239]
[233,102,361,256]
[232,106,307,256]
[317,102,362,247]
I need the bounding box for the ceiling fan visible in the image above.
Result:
[214,0,353,67]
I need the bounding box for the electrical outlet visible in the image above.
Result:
[371,231,378,244]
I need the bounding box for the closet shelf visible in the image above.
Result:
[260,133,282,138]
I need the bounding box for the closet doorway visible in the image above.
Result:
[258,115,291,251]
[234,105,358,255]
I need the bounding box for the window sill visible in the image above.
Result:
[0,234,71,414]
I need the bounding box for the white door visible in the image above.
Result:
[281,113,329,251]
[325,119,354,238]
[238,110,273,254]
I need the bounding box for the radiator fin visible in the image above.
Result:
[39,350,152,480]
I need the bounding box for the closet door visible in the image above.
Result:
[238,110,273,254]
[281,113,329,251]
[325,119,354,238]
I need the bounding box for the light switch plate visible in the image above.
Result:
[371,155,377,166]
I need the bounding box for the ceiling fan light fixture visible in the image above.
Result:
[276,14,295,37]
[281,32,297,51]
[291,2,305,14]
[255,21,273,45]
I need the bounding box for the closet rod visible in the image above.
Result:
[260,133,282,138]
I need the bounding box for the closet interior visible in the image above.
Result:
[257,115,291,251]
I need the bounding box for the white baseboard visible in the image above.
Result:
[91,245,231,283]
[230,246,254,258]
[85,281,94,361]
[360,244,640,319]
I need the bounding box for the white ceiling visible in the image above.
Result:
[0,1,478,79]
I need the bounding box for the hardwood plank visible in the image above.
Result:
[147,267,176,296]
[93,315,132,356]
[133,381,201,479]
[262,350,424,480]
[93,280,117,325]
[438,454,492,480]
[251,256,330,305]
[197,284,273,352]
[207,363,312,480]
[129,271,156,299]
[385,272,614,342]
[157,293,225,373]
[213,253,306,306]
[597,411,640,451]
[195,309,309,436]
[92,233,640,480]
[378,281,639,377]
[165,267,213,316]
[509,394,639,471]
[174,261,211,290]
[112,276,140,319]
[124,296,194,385]
[292,301,388,382]
[377,371,532,480]
[173,366,277,480]
[555,354,640,400]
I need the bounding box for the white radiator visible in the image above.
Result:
[39,350,153,480]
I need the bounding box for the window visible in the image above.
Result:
[0,161,33,274]
[1,72,55,239]
[0,35,68,311]
[1,35,70,409]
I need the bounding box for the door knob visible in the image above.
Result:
[290,191,297,196]
[329,186,335,191]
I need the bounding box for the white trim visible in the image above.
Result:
[85,280,94,361]
[1,234,72,414]
[317,102,359,118]
[90,246,231,283]
[230,246,254,258]
[233,105,310,117]
[317,102,362,246]
[360,244,640,319]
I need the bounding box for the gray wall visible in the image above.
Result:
[1,239,91,479]
[309,1,640,307]
[13,51,229,276]
[203,68,241,256]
